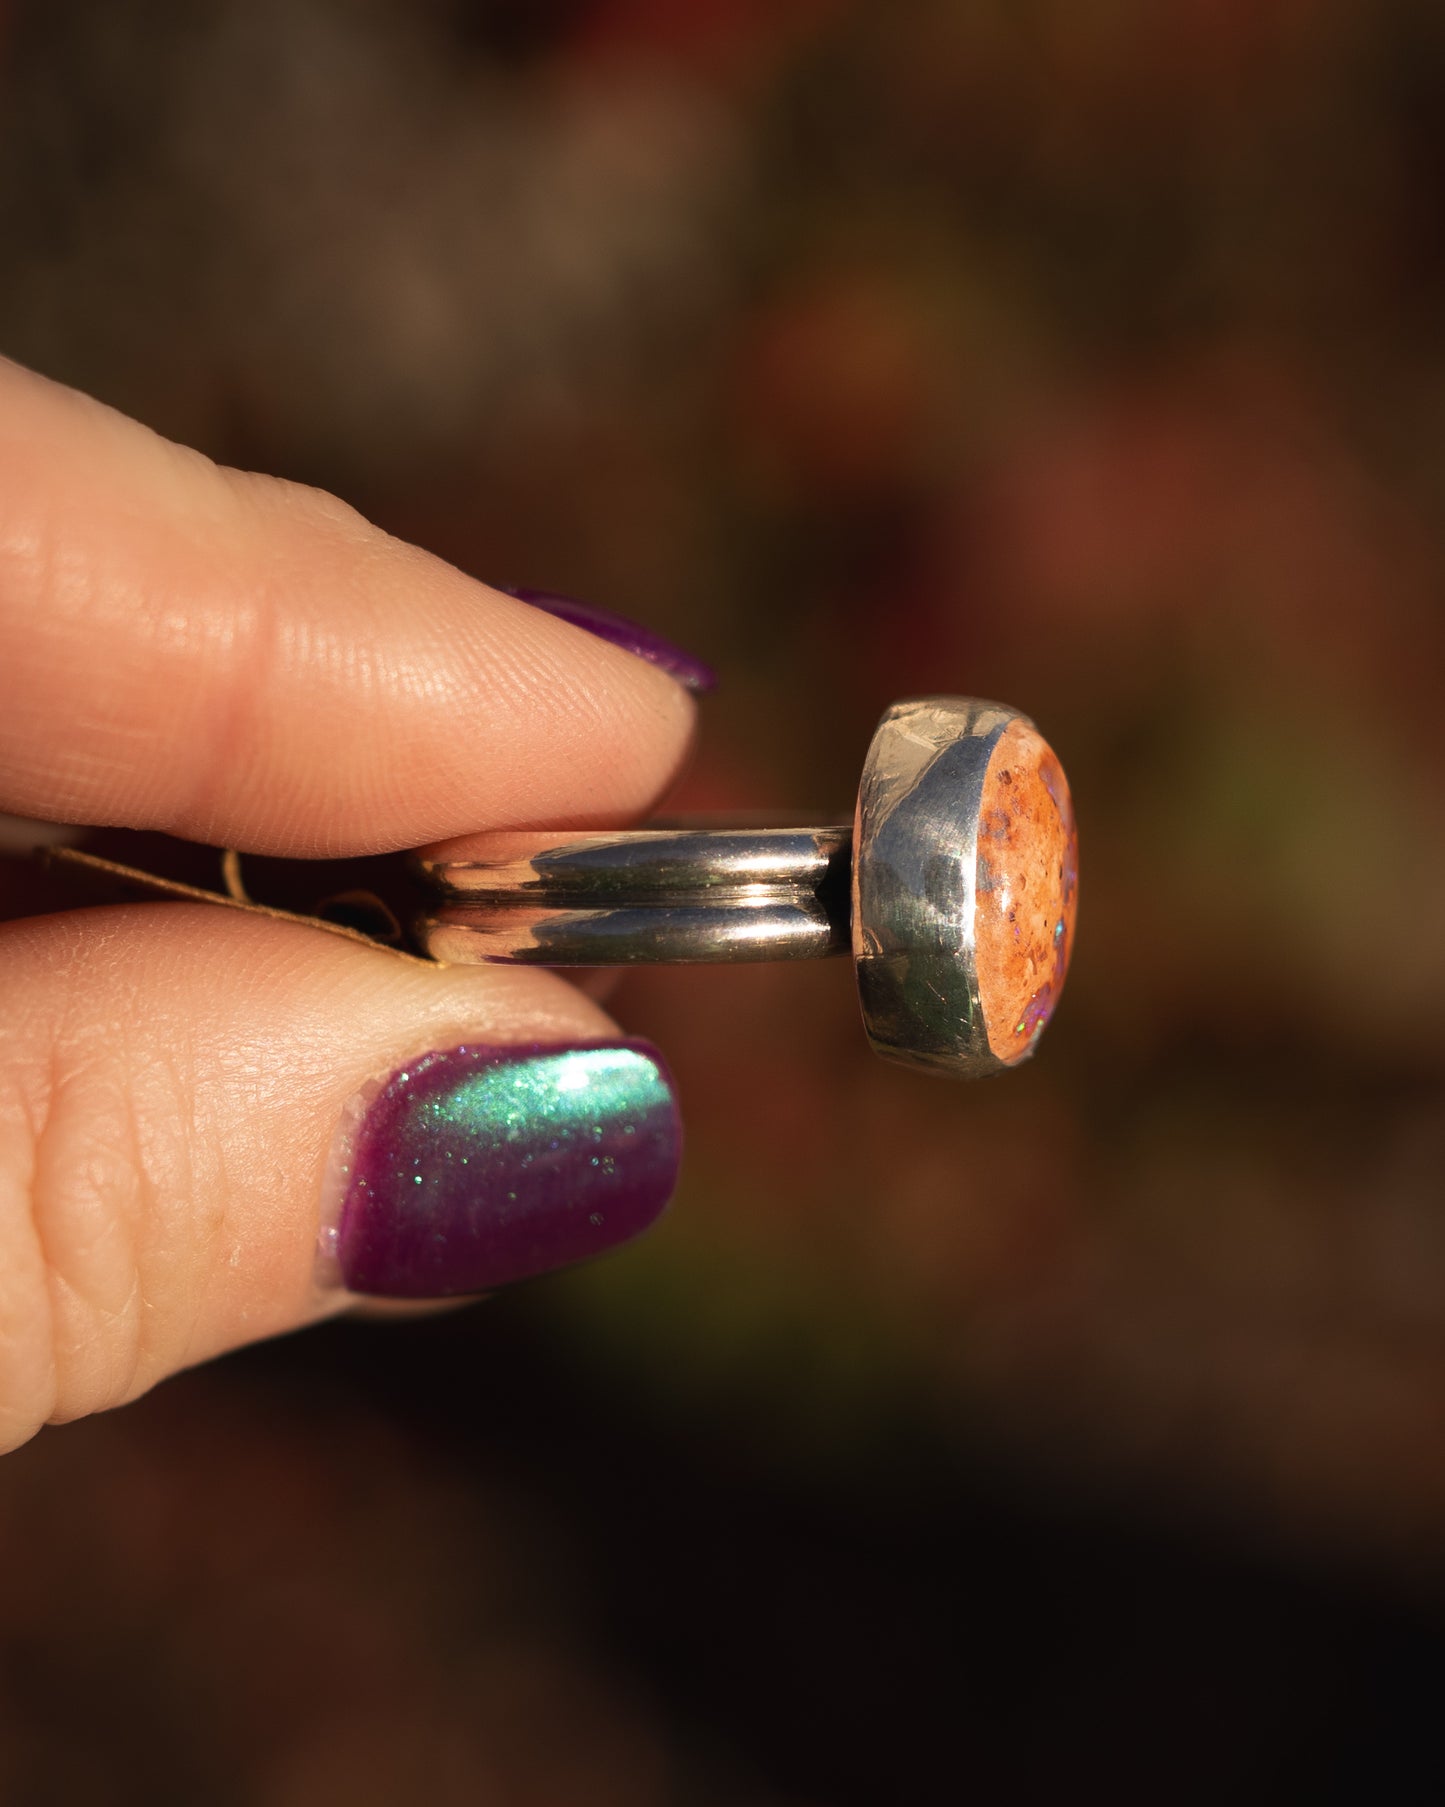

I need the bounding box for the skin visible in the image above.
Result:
[0,356,697,1454]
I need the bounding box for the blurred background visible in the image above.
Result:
[4,0,1445,1799]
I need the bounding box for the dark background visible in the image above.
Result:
[4,2,1445,1800]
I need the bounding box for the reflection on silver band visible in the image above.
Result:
[417,826,850,899]
[417,826,852,965]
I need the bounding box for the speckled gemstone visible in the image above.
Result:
[972,720,1078,1063]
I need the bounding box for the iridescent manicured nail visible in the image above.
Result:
[322,1041,682,1298]
[502,584,717,693]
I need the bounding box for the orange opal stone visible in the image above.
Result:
[973,720,1078,1063]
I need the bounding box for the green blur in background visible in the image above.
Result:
[3,2,1445,1801]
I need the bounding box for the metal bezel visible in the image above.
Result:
[851,696,1028,1078]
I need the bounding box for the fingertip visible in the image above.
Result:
[1,903,664,1443]
[0,360,706,854]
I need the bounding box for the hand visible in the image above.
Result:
[0,357,699,1453]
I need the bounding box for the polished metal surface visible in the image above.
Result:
[418,825,851,963]
[414,695,1061,1078]
[417,827,850,900]
[424,895,844,965]
[852,696,1022,1078]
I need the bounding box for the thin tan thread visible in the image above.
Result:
[220,847,250,904]
[41,845,445,969]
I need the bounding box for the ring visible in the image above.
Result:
[415,697,1078,1078]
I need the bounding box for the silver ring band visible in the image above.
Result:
[417,826,852,964]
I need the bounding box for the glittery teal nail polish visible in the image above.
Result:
[324,1041,681,1298]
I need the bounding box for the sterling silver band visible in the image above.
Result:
[416,826,852,964]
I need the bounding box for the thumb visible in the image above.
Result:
[0,903,681,1453]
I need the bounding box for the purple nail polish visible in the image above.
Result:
[503,585,717,693]
[324,1041,682,1298]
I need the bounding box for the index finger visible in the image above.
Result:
[0,358,700,855]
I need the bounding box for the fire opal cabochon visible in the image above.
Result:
[972,718,1078,1063]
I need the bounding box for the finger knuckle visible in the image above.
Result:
[0,1012,204,1447]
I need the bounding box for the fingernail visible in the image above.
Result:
[503,585,718,693]
[320,1041,682,1299]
